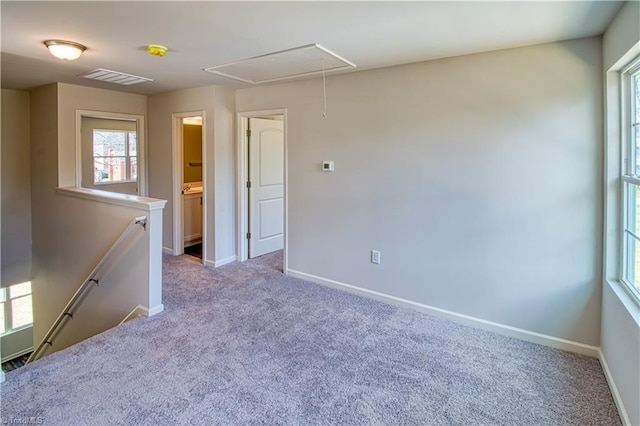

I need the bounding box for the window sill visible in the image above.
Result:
[94,180,137,186]
[56,187,167,211]
[606,279,640,327]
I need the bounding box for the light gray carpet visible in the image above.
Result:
[1,253,620,425]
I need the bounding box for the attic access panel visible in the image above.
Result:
[204,44,356,84]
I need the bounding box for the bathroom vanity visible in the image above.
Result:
[183,182,202,246]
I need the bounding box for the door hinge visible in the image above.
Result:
[246,232,251,239]
[246,181,251,189]
[246,129,251,138]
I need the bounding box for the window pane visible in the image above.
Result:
[129,132,137,156]
[627,183,640,235]
[9,281,31,299]
[0,302,5,334]
[130,157,137,181]
[626,234,640,295]
[94,159,108,182]
[0,289,6,303]
[95,157,128,183]
[93,130,126,156]
[634,74,640,125]
[11,295,33,328]
[636,131,640,176]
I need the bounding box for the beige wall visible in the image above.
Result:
[56,83,147,188]
[213,87,236,263]
[601,1,640,424]
[81,117,138,195]
[237,37,603,346]
[29,84,59,347]
[148,85,236,265]
[603,0,640,71]
[183,124,203,183]
[1,89,32,287]
[148,85,215,256]
[29,83,164,356]
[32,191,164,357]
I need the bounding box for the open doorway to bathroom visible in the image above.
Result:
[182,116,203,259]
[172,112,206,264]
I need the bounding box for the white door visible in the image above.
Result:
[249,118,284,258]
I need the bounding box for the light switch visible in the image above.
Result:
[322,161,335,172]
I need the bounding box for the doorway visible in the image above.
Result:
[172,112,206,264]
[237,110,287,272]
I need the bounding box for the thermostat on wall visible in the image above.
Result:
[322,161,335,172]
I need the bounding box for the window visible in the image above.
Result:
[93,129,137,184]
[0,282,33,335]
[621,60,640,301]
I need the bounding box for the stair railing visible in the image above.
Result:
[27,215,147,364]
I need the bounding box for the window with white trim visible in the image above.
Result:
[0,282,33,335]
[621,59,640,301]
[93,129,137,184]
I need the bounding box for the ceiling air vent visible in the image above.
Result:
[78,68,153,85]
[204,44,356,84]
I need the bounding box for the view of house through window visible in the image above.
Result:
[93,130,137,184]
[622,61,640,301]
[0,282,33,335]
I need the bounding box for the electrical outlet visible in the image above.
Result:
[371,250,381,264]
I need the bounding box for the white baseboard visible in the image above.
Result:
[119,304,164,325]
[119,305,147,325]
[287,269,600,358]
[599,349,632,426]
[162,246,174,255]
[213,255,237,268]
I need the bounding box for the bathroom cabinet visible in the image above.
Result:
[183,192,202,246]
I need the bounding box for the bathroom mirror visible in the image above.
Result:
[76,110,146,196]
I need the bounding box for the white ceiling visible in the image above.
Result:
[1,1,624,96]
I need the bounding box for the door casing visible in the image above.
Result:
[172,111,206,264]
[237,109,288,272]
[248,117,284,258]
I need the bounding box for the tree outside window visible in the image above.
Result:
[93,130,137,184]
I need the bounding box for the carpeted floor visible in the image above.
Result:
[0,253,620,425]
[248,249,283,272]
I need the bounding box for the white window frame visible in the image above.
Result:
[0,283,33,336]
[620,57,640,302]
[92,129,138,185]
[74,110,148,196]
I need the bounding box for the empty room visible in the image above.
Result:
[1,1,639,424]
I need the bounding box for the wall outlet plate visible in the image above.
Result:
[322,161,335,172]
[371,250,381,264]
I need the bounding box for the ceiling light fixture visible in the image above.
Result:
[43,40,86,60]
[147,45,168,57]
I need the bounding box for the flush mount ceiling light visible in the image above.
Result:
[43,40,86,60]
[147,45,168,57]
[204,43,356,84]
[183,116,202,125]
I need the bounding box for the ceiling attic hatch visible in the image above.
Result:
[78,68,153,85]
[203,44,356,84]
